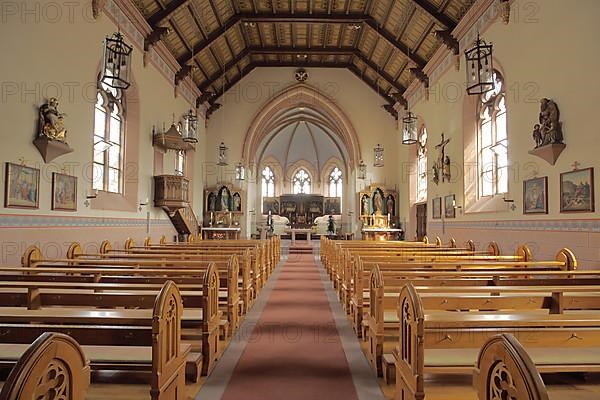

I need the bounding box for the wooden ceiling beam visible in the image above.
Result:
[409,0,456,29]
[147,0,190,27]
[199,48,251,91]
[347,64,395,105]
[176,12,426,67]
[176,14,240,65]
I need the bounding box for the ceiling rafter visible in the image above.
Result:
[410,0,456,29]
[175,13,426,67]
[202,46,405,95]
[147,0,190,27]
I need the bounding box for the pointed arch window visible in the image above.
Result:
[261,166,275,198]
[478,71,508,197]
[416,127,428,203]
[93,79,125,193]
[328,167,343,198]
[292,169,311,194]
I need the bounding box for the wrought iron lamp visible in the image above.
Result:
[357,160,367,179]
[217,142,228,166]
[374,144,384,167]
[101,32,133,90]
[464,33,494,95]
[402,108,418,145]
[181,109,198,143]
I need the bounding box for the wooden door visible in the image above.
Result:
[416,203,427,241]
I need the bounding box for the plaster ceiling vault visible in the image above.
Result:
[258,107,348,177]
[133,0,476,110]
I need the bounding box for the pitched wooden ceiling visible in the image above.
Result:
[135,0,475,107]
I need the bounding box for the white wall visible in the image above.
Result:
[403,0,600,265]
[0,3,206,262]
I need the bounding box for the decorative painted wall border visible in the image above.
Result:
[0,214,172,229]
[429,218,600,233]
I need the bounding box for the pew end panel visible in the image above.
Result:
[202,263,221,376]
[395,283,425,400]
[21,245,42,269]
[100,240,112,254]
[473,334,549,400]
[487,241,500,256]
[151,280,187,400]
[556,248,577,271]
[368,266,386,376]
[0,332,91,400]
[124,238,135,251]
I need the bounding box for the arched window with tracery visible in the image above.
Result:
[328,167,343,198]
[261,166,275,198]
[292,169,311,194]
[416,127,428,203]
[93,80,125,193]
[478,70,508,197]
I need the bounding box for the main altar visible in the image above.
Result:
[359,184,403,241]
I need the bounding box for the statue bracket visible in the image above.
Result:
[33,136,74,163]
[527,143,566,166]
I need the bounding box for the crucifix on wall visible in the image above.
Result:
[432,133,451,184]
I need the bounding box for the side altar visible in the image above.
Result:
[358,184,403,241]
[202,185,244,239]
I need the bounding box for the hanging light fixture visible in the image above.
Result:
[464,33,494,95]
[181,109,198,143]
[235,161,245,181]
[357,160,367,179]
[101,32,133,90]
[402,107,418,145]
[373,144,384,167]
[217,142,228,166]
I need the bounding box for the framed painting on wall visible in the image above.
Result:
[432,197,442,219]
[444,194,456,219]
[523,176,548,214]
[52,173,77,211]
[4,163,40,209]
[560,168,594,212]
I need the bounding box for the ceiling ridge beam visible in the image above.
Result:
[148,0,191,27]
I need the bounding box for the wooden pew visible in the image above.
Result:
[100,239,258,306]
[366,248,577,375]
[394,282,600,400]
[122,239,270,296]
[24,244,240,337]
[4,257,222,378]
[474,334,549,400]
[0,332,91,400]
[0,281,189,399]
[350,245,546,335]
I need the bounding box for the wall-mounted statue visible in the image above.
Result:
[533,98,563,148]
[39,98,67,142]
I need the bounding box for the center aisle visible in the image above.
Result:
[219,251,361,400]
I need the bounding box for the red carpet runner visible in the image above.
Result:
[221,252,359,400]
